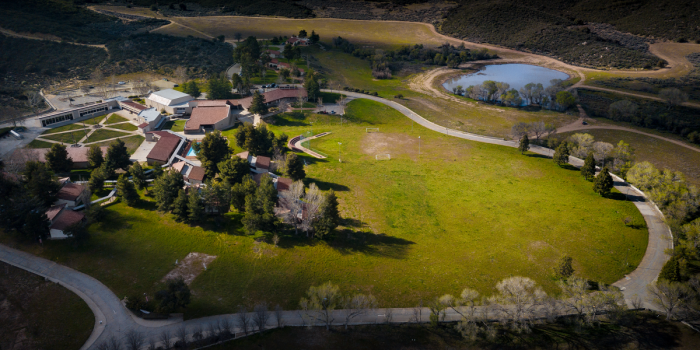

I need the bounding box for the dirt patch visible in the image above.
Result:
[361,132,417,156]
[161,252,217,285]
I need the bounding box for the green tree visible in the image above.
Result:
[299,282,342,330]
[26,162,60,207]
[309,30,320,43]
[593,166,614,197]
[249,90,268,115]
[256,174,278,231]
[242,194,260,234]
[231,175,257,211]
[273,133,289,154]
[153,168,185,212]
[202,180,231,215]
[580,152,596,181]
[313,189,340,239]
[298,29,307,38]
[183,81,201,98]
[22,206,51,241]
[234,123,276,156]
[105,139,131,170]
[207,75,231,100]
[283,43,294,62]
[187,189,204,223]
[88,165,107,193]
[659,256,680,282]
[553,142,570,167]
[285,153,306,181]
[45,143,73,173]
[218,157,250,185]
[518,135,530,154]
[304,70,320,101]
[172,190,189,222]
[129,162,147,192]
[155,278,191,314]
[87,144,104,168]
[555,91,576,111]
[198,131,231,178]
[116,174,138,206]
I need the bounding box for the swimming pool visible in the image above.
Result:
[187,144,198,157]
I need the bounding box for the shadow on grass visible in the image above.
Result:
[526,153,550,159]
[304,178,350,192]
[273,218,414,259]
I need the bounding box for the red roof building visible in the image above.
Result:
[57,183,86,201]
[276,177,293,192]
[184,105,231,134]
[145,132,181,165]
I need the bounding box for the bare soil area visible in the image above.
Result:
[161,252,217,285]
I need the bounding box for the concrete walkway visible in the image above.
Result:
[0,90,673,349]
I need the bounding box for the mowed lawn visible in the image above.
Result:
[8,100,646,320]
[86,129,132,143]
[558,129,700,186]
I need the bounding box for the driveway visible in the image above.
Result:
[130,139,157,162]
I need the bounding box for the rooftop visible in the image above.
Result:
[146,136,180,162]
[188,166,206,182]
[50,210,85,231]
[185,106,230,131]
[120,100,148,111]
[57,183,86,201]
[46,203,67,221]
[147,89,193,106]
[139,108,161,123]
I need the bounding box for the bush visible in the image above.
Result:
[150,4,158,11]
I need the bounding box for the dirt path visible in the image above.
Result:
[0,27,109,53]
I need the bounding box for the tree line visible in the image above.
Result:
[456,79,576,111]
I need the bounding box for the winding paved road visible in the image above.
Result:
[0,92,672,349]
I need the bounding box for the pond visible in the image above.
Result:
[442,64,570,99]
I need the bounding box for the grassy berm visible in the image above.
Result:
[3,99,646,319]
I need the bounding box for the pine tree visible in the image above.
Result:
[553,142,570,167]
[231,175,257,211]
[218,157,250,185]
[256,175,278,231]
[249,91,268,115]
[45,143,73,173]
[242,194,259,234]
[153,169,185,212]
[312,190,340,239]
[187,189,203,224]
[198,131,231,178]
[580,152,596,180]
[26,163,60,207]
[88,165,107,193]
[285,153,305,181]
[172,190,189,222]
[116,174,139,206]
[87,144,104,168]
[129,162,147,192]
[518,135,530,154]
[593,166,614,197]
[105,139,131,170]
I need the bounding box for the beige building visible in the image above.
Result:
[146,89,194,115]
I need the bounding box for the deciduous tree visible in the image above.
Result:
[660,88,688,109]
[155,278,191,314]
[299,282,342,330]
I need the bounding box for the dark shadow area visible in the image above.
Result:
[558,164,579,171]
[525,153,550,159]
[273,218,414,259]
[304,178,350,192]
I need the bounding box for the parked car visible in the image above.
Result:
[117,81,126,85]
[331,111,336,114]
[163,78,168,81]
[270,83,277,88]
[582,121,588,125]
[173,84,179,87]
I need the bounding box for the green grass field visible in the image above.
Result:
[85,135,145,155]
[82,115,107,125]
[40,131,84,143]
[85,129,132,143]
[105,113,129,124]
[25,139,55,148]
[43,123,88,134]
[163,119,186,132]
[7,99,646,320]
[107,123,138,131]
[557,129,700,186]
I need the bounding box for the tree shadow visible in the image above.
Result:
[274,218,414,259]
[304,178,350,191]
[525,153,550,159]
[558,164,579,171]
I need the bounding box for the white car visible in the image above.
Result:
[117,81,126,85]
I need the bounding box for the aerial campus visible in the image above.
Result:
[0,0,700,349]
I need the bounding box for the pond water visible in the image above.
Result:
[442,64,570,96]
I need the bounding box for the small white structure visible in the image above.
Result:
[136,108,164,133]
[146,89,194,115]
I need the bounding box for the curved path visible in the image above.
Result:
[0,92,672,349]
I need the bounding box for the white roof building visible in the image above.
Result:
[138,108,161,123]
[147,89,194,106]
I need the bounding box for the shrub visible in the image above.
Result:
[150,4,158,11]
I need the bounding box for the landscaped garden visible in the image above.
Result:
[163,119,186,132]
[5,99,647,320]
[104,113,129,124]
[107,122,138,131]
[86,129,132,143]
[87,135,145,155]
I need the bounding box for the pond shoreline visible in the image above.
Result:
[440,63,574,95]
